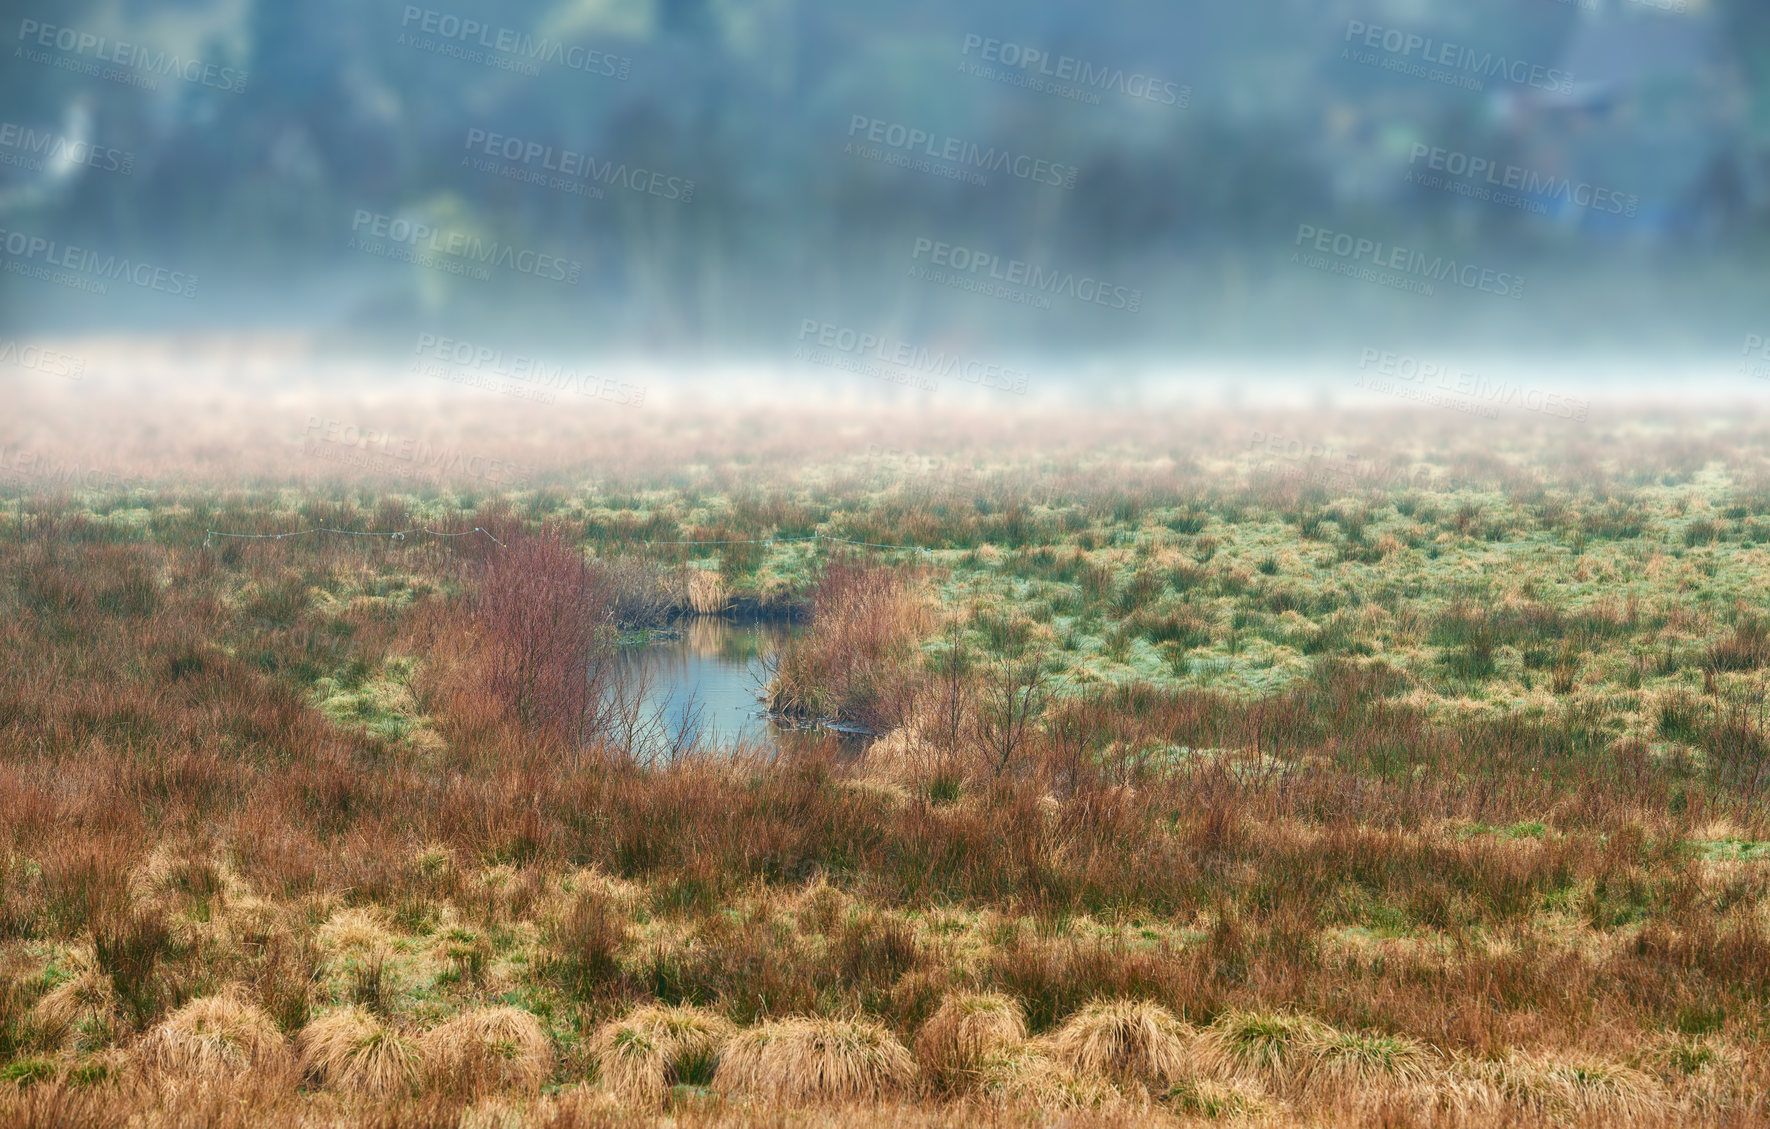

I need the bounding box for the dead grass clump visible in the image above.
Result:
[588,1003,734,1107]
[976,1041,1117,1109]
[1463,1050,1666,1119]
[858,725,944,790]
[686,569,729,616]
[31,947,118,1052]
[316,906,397,956]
[1303,1024,1435,1093]
[546,886,628,1000]
[422,1005,552,1096]
[296,1006,424,1097]
[1198,1009,1329,1087]
[789,875,852,936]
[1707,613,1770,672]
[137,988,292,1083]
[1164,1074,1267,1119]
[1644,1036,1747,1108]
[1389,1065,1505,1122]
[714,1016,916,1104]
[913,992,1027,1091]
[589,1021,669,1108]
[1049,998,1195,1087]
[125,843,279,953]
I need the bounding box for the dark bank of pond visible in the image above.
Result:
[610,616,870,754]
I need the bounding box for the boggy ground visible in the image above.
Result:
[1,401,1769,1126]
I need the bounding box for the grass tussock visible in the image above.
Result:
[686,569,730,616]
[1049,998,1197,1088]
[137,988,292,1083]
[1303,1025,1436,1092]
[1198,1009,1329,1087]
[715,1017,917,1104]
[1456,1050,1668,1119]
[420,1005,552,1096]
[1165,1075,1267,1119]
[913,992,1027,1092]
[295,1007,424,1097]
[588,1003,734,1107]
[29,948,117,1053]
[976,1041,1118,1110]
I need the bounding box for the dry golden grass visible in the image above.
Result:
[295,1007,424,1097]
[316,907,398,956]
[421,1005,552,1096]
[588,1003,735,1107]
[30,946,118,1052]
[587,1023,670,1109]
[913,992,1027,1092]
[1643,1036,1748,1110]
[1302,1024,1436,1092]
[1198,1009,1331,1088]
[715,1017,917,1104]
[124,844,280,952]
[126,846,232,948]
[1050,998,1197,1087]
[1467,1049,1669,1120]
[137,988,293,1083]
[687,569,729,616]
[974,1040,1118,1110]
[855,725,936,787]
[1164,1074,1269,1120]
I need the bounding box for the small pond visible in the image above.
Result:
[610,617,865,754]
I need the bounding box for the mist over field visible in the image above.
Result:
[6,3,1770,1128]
[2,0,1769,398]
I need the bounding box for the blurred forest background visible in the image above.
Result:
[2,0,1768,370]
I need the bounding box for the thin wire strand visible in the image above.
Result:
[204,526,506,548]
[201,527,923,553]
[644,532,931,553]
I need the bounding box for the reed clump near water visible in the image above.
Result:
[685,569,730,616]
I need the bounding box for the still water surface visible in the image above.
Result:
[610,617,803,752]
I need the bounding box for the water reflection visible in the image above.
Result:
[609,617,800,754]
